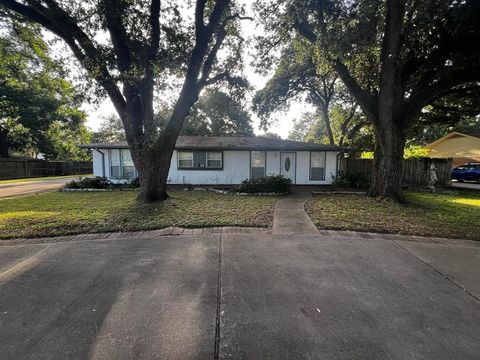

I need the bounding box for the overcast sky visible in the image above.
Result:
[83,2,313,139]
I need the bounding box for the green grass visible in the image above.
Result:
[306,190,480,241]
[0,175,91,185]
[0,190,278,239]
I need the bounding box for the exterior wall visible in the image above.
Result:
[427,135,480,159]
[91,148,340,185]
[296,151,338,185]
[266,151,281,176]
[167,150,250,185]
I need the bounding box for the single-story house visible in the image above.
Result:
[425,132,480,167]
[80,136,346,185]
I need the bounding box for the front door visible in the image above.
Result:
[280,152,296,184]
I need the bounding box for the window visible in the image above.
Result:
[251,151,266,179]
[206,152,222,168]
[109,149,137,179]
[121,149,136,179]
[178,151,194,168]
[178,151,222,169]
[109,149,121,178]
[310,151,326,180]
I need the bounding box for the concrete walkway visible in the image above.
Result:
[272,192,319,235]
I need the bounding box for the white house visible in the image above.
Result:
[80,136,346,185]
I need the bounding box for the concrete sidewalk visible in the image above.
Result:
[1,232,479,359]
[272,192,319,235]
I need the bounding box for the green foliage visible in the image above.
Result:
[361,145,431,160]
[403,145,431,159]
[409,116,480,146]
[260,132,282,139]
[360,152,374,159]
[66,177,111,189]
[331,172,370,190]
[235,175,291,193]
[65,176,140,189]
[182,89,254,136]
[0,21,89,159]
[92,115,126,143]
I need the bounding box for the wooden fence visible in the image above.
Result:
[0,158,92,180]
[346,158,452,187]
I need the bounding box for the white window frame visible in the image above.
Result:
[206,152,222,168]
[109,149,121,178]
[310,151,326,180]
[178,151,194,168]
[251,151,266,179]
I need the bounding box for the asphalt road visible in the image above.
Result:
[1,233,479,359]
[0,178,74,199]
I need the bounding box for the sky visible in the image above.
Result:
[83,1,313,139]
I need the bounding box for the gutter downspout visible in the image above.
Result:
[95,148,106,177]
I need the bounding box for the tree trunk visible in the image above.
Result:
[133,142,175,203]
[0,128,9,158]
[322,107,335,146]
[369,122,407,202]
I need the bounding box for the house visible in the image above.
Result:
[79,136,346,185]
[425,132,480,167]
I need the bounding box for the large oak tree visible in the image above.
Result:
[256,0,480,201]
[0,0,247,202]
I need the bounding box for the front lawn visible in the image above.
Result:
[0,191,278,239]
[306,190,480,241]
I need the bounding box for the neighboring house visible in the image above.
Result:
[80,136,346,185]
[425,132,480,167]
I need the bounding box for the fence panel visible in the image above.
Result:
[0,159,93,180]
[346,158,452,187]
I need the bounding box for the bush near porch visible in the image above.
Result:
[0,191,278,239]
[306,190,480,241]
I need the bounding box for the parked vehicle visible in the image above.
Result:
[451,163,480,182]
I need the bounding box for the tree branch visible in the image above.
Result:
[102,0,132,73]
[0,0,126,115]
[162,0,231,145]
[334,59,377,123]
[406,67,480,121]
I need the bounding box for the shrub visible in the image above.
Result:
[127,177,140,188]
[235,175,291,194]
[332,172,370,189]
[65,177,111,189]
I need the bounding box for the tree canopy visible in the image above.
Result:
[255,0,480,200]
[0,20,90,159]
[92,115,126,144]
[182,89,254,137]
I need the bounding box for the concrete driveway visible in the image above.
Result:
[451,181,480,190]
[1,233,479,359]
[0,178,74,199]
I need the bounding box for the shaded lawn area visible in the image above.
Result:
[0,191,278,239]
[306,190,480,241]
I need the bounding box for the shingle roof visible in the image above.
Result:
[79,136,347,151]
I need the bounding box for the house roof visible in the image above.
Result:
[425,131,480,148]
[79,136,347,151]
